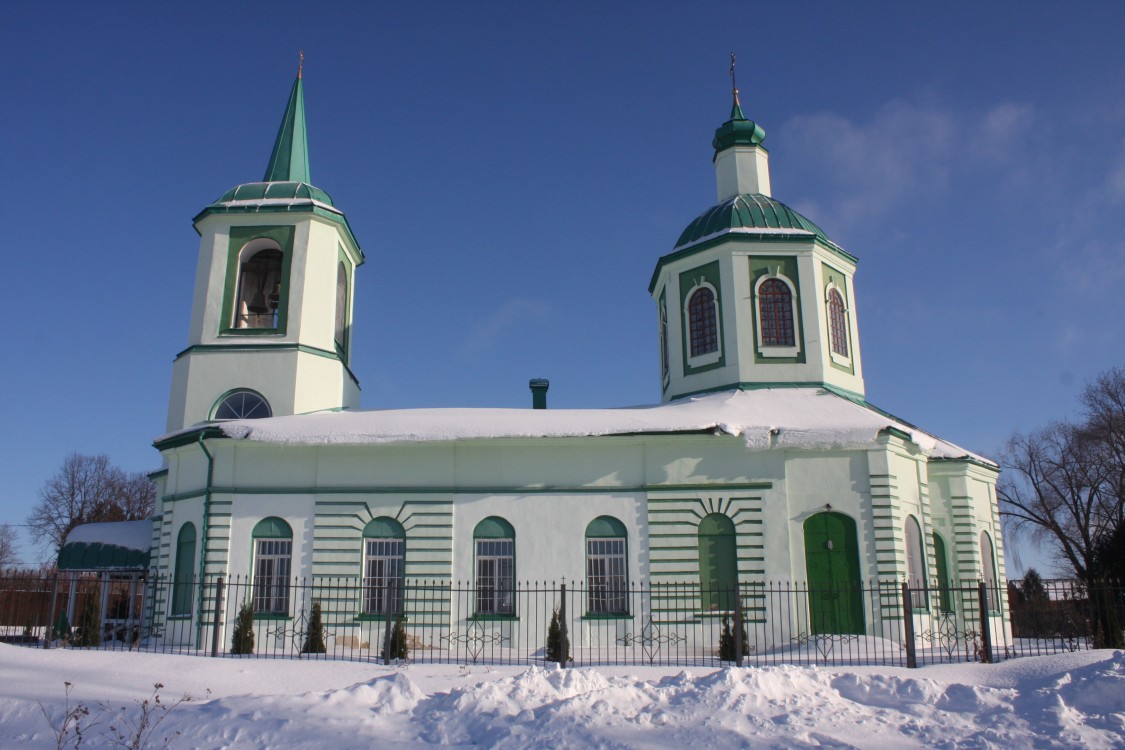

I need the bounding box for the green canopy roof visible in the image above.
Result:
[58,520,152,571]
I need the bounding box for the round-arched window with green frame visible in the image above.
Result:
[473,517,514,616]
[698,513,738,612]
[586,516,628,615]
[251,517,292,615]
[362,517,405,616]
[803,511,864,635]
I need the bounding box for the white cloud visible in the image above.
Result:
[780,100,1038,233]
[460,298,550,357]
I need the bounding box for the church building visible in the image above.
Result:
[142,64,1007,652]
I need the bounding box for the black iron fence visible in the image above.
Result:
[1,573,1121,668]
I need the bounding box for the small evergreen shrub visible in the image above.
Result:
[381,616,409,661]
[301,602,326,654]
[230,601,255,655]
[545,607,570,664]
[718,615,748,662]
[73,588,102,648]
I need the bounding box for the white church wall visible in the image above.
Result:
[451,492,645,587]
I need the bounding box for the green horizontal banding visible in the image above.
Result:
[172,343,361,389]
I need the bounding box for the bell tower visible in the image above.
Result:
[650,61,864,403]
[166,59,364,432]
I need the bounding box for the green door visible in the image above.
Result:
[803,512,864,635]
[698,513,738,611]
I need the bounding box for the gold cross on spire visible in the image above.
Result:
[298,49,304,80]
[730,51,740,106]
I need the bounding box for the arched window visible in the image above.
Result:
[234,246,284,329]
[362,517,405,616]
[905,516,927,610]
[687,286,719,357]
[170,523,196,617]
[980,531,998,612]
[827,287,849,358]
[474,517,515,616]
[933,532,953,613]
[212,389,271,420]
[252,517,292,615]
[698,513,738,612]
[334,262,348,354]
[586,516,628,614]
[758,278,795,347]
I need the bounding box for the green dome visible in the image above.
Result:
[712,102,766,152]
[673,193,840,251]
[214,181,335,207]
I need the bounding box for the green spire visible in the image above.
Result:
[713,52,765,153]
[263,53,310,183]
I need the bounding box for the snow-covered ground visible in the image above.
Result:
[2,645,1123,749]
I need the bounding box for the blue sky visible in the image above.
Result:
[2,2,1124,572]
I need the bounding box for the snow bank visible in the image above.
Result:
[2,645,1120,749]
[198,389,989,463]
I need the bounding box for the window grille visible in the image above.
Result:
[688,287,718,356]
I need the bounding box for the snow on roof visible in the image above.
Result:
[205,389,991,463]
[64,520,153,551]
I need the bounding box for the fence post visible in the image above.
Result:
[210,576,225,657]
[900,582,917,668]
[382,580,396,666]
[559,582,569,668]
[734,586,744,667]
[44,574,60,650]
[977,581,993,664]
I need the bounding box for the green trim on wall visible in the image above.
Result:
[219,225,296,337]
[156,481,772,504]
[194,204,364,262]
[173,342,361,389]
[679,260,725,375]
[665,380,866,404]
[153,426,225,451]
[649,233,856,295]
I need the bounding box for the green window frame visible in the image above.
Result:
[252,517,292,616]
[170,523,196,617]
[362,517,405,616]
[474,517,515,616]
[219,226,295,337]
[211,388,272,420]
[585,516,628,615]
[827,287,849,358]
[334,259,350,358]
[698,513,738,612]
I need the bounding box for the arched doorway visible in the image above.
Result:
[803,511,864,635]
[698,513,738,611]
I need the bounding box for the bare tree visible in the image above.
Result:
[26,453,155,556]
[999,370,1125,646]
[999,422,1115,581]
[0,523,18,570]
